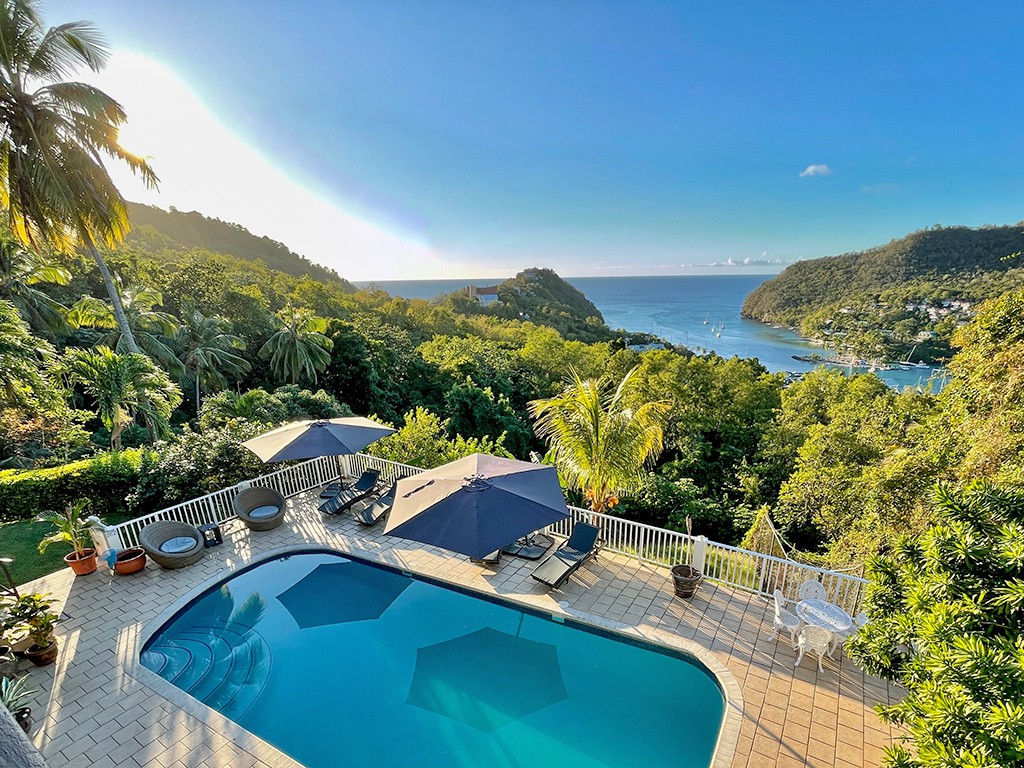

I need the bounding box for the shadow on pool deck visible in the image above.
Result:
[14,490,901,768]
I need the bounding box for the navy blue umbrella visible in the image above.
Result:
[241,417,395,462]
[384,454,570,560]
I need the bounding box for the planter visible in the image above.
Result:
[114,547,147,576]
[671,564,703,599]
[23,641,57,667]
[13,707,31,733]
[64,548,97,576]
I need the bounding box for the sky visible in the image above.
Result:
[46,1,1024,280]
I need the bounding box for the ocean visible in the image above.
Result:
[354,275,942,389]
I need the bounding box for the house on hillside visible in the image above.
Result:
[467,284,500,305]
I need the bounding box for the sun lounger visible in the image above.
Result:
[319,469,381,515]
[351,483,397,526]
[531,522,600,590]
[470,549,501,565]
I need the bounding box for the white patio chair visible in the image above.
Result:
[771,589,801,647]
[797,579,828,601]
[829,610,867,655]
[795,625,834,673]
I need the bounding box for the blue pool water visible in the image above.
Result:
[141,551,725,768]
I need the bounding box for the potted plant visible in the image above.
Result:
[671,516,703,599]
[37,499,102,576]
[3,593,60,667]
[0,675,37,733]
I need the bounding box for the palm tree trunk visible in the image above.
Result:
[196,375,201,412]
[81,231,140,354]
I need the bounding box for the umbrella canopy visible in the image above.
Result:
[384,453,570,560]
[276,561,411,628]
[241,417,396,462]
[406,626,568,732]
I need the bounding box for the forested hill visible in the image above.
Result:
[742,224,1024,327]
[125,203,352,288]
[448,267,614,343]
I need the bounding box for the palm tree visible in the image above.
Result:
[62,345,181,449]
[0,237,71,335]
[0,0,158,354]
[529,367,670,515]
[176,309,250,409]
[259,307,332,385]
[0,297,54,406]
[67,284,181,373]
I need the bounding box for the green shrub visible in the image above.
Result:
[129,422,268,512]
[0,450,153,522]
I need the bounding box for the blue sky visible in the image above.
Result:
[49,1,1024,279]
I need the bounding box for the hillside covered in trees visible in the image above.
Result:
[742,224,1024,361]
[126,203,351,287]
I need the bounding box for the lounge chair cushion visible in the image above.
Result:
[160,536,198,554]
[248,504,280,520]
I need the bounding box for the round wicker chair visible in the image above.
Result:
[139,520,204,570]
[233,487,286,531]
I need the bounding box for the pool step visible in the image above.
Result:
[141,622,271,719]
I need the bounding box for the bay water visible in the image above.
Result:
[355,275,941,389]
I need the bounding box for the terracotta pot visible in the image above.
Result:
[114,547,147,575]
[64,548,97,576]
[24,641,58,667]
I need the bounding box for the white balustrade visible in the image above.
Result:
[107,452,867,613]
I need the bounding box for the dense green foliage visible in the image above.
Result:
[447,267,614,343]
[0,449,152,522]
[847,483,1024,768]
[742,225,1024,361]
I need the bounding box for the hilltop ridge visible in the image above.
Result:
[125,202,352,288]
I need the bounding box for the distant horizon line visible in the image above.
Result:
[353,271,783,284]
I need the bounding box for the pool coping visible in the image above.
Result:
[129,542,742,768]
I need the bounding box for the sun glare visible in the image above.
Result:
[80,51,463,281]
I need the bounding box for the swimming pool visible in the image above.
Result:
[141,551,725,768]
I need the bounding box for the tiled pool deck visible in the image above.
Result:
[15,492,902,768]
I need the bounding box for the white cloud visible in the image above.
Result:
[799,164,833,178]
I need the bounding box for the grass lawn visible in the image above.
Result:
[1,514,132,586]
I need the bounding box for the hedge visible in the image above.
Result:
[0,449,156,523]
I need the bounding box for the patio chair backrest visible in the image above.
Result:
[353,468,381,491]
[566,522,599,554]
[797,579,828,601]
[799,625,833,653]
[772,589,787,617]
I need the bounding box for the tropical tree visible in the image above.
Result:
[62,345,181,448]
[67,285,181,373]
[529,367,670,514]
[175,310,250,409]
[0,236,70,335]
[847,481,1024,768]
[0,297,55,406]
[259,307,332,385]
[0,0,158,353]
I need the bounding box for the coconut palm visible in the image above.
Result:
[0,237,71,335]
[529,367,670,515]
[259,307,332,385]
[0,297,54,406]
[62,345,181,449]
[0,0,158,354]
[176,309,250,409]
[67,285,181,374]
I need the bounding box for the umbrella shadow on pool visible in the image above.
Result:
[276,561,412,628]
[405,626,569,732]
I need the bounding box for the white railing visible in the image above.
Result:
[108,452,867,613]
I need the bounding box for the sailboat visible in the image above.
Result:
[897,345,930,369]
